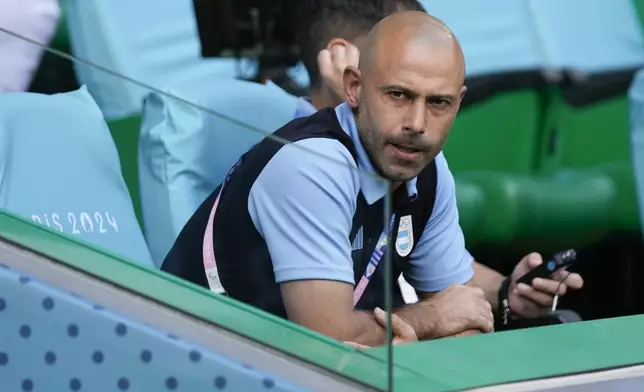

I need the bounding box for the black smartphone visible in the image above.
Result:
[516,249,577,285]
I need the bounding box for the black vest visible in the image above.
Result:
[162,108,438,319]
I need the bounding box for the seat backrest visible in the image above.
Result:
[529,0,644,73]
[538,93,632,171]
[635,0,644,25]
[60,0,256,118]
[138,80,298,265]
[422,0,644,76]
[420,0,542,77]
[0,87,153,266]
[444,89,542,174]
[533,90,641,232]
[630,68,644,233]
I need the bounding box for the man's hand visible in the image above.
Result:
[410,284,494,339]
[509,253,584,318]
[444,329,482,339]
[345,307,418,349]
[317,38,360,100]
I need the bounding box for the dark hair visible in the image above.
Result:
[295,0,425,90]
[391,0,426,12]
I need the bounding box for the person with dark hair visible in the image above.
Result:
[292,0,585,325]
[392,0,427,12]
[293,0,375,113]
[293,0,423,117]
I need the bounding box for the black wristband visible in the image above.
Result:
[498,277,512,326]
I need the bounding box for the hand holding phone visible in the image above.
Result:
[516,249,577,286]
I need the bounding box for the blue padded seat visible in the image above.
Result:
[138,80,298,265]
[0,86,153,266]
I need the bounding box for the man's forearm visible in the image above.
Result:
[472,261,505,309]
[347,306,437,345]
[344,311,390,346]
[349,305,436,343]
[347,263,506,344]
[392,302,437,340]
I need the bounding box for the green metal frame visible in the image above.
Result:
[2,210,644,391]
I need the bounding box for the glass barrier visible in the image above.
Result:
[0,6,400,390]
[1,2,644,391]
[3,211,644,392]
[0,229,372,392]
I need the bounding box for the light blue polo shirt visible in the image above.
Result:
[247,102,474,292]
[293,97,318,119]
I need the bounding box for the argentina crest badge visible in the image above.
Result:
[395,215,414,257]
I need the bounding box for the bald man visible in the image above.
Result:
[164,12,506,346]
[303,2,584,326]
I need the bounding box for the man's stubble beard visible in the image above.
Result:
[355,103,403,182]
[356,102,439,183]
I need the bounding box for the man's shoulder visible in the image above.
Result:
[248,138,361,231]
[262,107,357,177]
[265,137,359,181]
[281,106,342,134]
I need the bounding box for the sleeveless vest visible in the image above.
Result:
[162,108,438,318]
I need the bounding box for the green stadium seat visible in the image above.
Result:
[454,179,486,245]
[460,171,615,250]
[537,92,639,232]
[445,89,549,248]
[538,93,631,170]
[444,90,542,174]
[633,0,644,25]
[107,115,143,230]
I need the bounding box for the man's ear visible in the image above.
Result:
[459,86,467,104]
[453,85,467,113]
[343,66,362,108]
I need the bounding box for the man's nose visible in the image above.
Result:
[402,101,425,133]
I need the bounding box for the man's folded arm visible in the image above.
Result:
[248,138,389,345]
[281,280,390,346]
[247,141,484,344]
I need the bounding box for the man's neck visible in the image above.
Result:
[310,87,340,111]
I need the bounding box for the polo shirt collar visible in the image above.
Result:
[334,103,418,205]
[294,97,317,119]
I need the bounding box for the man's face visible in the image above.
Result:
[351,40,465,182]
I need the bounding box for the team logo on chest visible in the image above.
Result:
[395,215,414,257]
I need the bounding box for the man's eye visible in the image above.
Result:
[430,99,450,108]
[388,91,407,100]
